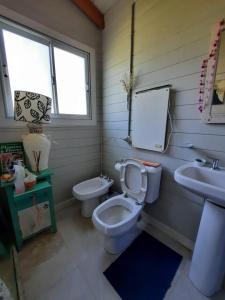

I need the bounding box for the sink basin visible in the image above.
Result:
[174,162,225,296]
[174,163,225,207]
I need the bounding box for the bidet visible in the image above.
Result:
[72,176,113,217]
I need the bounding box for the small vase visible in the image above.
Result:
[22,133,51,172]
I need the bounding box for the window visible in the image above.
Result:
[53,46,88,115]
[2,30,53,115]
[0,18,91,119]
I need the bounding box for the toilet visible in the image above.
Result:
[92,159,162,254]
[72,176,113,218]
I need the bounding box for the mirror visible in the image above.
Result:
[212,30,225,103]
[132,87,170,152]
[202,20,225,123]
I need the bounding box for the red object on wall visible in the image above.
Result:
[72,0,105,29]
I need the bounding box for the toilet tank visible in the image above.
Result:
[145,166,162,204]
[114,161,162,204]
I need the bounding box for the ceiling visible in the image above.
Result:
[91,0,118,14]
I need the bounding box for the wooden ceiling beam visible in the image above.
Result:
[72,0,105,29]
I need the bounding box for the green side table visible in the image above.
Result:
[0,169,57,251]
[0,240,9,257]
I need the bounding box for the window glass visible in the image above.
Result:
[54,46,87,115]
[3,30,53,112]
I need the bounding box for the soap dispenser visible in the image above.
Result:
[14,161,25,194]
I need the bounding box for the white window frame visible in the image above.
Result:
[0,6,96,127]
[51,40,91,120]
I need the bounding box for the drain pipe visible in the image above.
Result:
[123,1,136,145]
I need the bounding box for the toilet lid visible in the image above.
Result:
[120,159,147,204]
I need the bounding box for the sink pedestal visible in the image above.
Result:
[189,200,225,296]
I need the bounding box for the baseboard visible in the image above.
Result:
[140,211,194,251]
[55,197,77,212]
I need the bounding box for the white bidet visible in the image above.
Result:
[72,176,113,217]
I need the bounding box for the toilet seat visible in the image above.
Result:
[120,159,147,204]
[92,160,147,237]
[92,195,142,236]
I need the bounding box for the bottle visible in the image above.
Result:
[14,161,25,194]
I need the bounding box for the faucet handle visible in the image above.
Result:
[102,175,111,182]
[115,159,125,164]
[213,159,219,170]
[207,157,220,169]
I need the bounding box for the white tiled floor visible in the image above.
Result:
[18,204,225,300]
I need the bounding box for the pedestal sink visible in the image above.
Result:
[174,163,225,296]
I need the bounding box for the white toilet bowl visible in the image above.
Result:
[72,176,113,217]
[92,159,162,254]
[92,195,142,254]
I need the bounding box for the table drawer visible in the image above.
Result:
[14,184,52,211]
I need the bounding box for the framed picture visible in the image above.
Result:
[0,142,25,176]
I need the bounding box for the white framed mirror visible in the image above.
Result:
[202,20,225,123]
[132,87,170,152]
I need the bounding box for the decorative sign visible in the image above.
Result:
[0,142,25,175]
[198,19,225,113]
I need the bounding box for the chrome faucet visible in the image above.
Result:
[206,157,220,170]
[212,159,220,170]
[115,159,125,164]
[103,175,111,182]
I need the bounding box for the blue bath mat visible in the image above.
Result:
[104,231,182,300]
